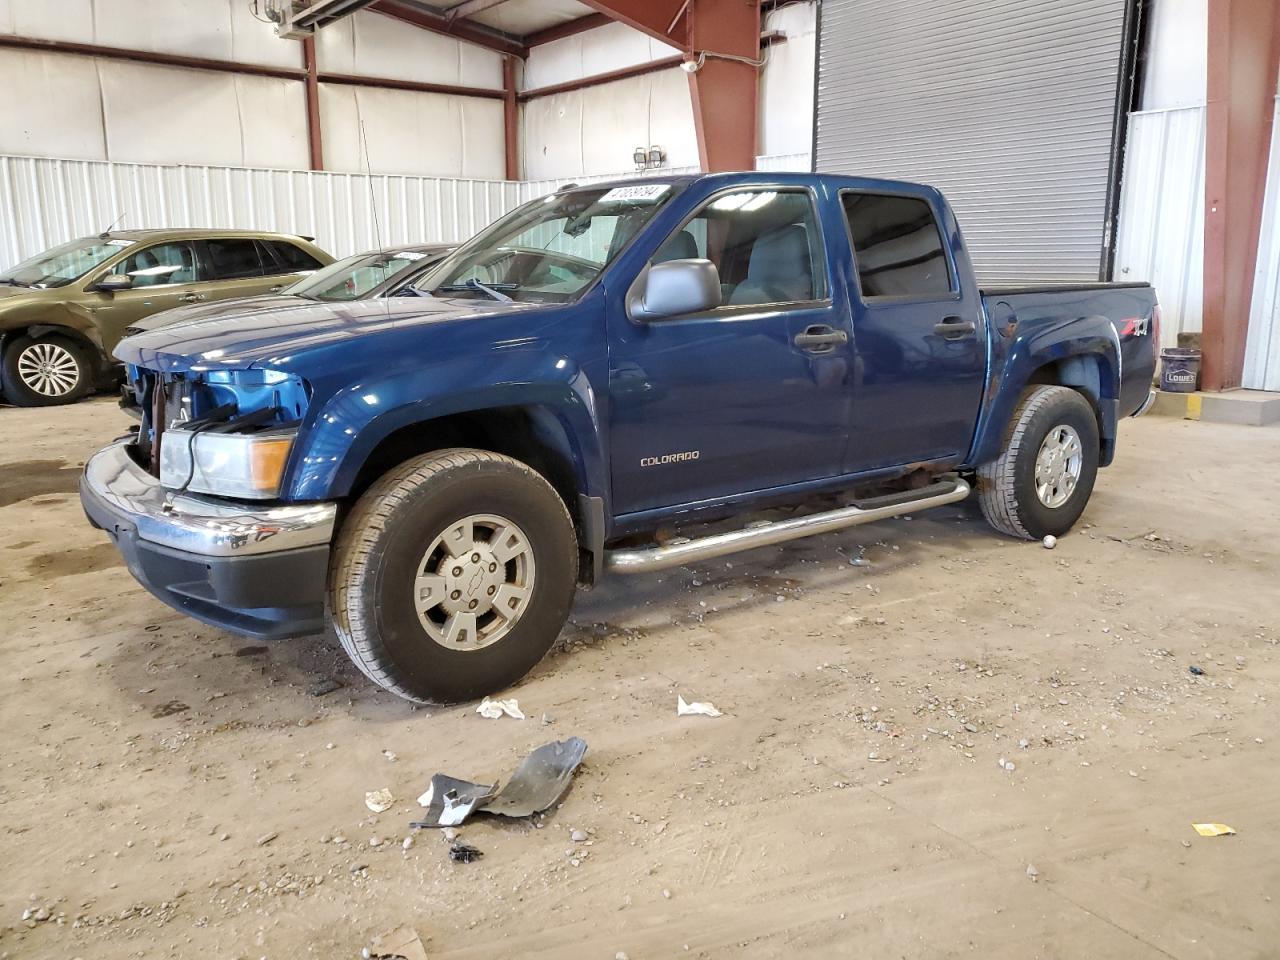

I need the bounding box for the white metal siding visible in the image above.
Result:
[814,0,1127,283]
[0,155,524,267]
[1244,98,1280,390]
[1114,106,1205,349]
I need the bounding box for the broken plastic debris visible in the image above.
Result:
[364,788,394,814]
[449,841,484,863]
[476,697,525,720]
[412,774,497,828]
[483,737,589,818]
[677,695,723,718]
[1191,822,1236,837]
[366,926,428,960]
[409,738,588,828]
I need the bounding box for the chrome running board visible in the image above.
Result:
[604,476,971,574]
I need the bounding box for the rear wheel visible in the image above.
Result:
[329,449,578,703]
[978,385,1099,540]
[2,333,94,406]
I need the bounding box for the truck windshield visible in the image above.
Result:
[0,237,134,289]
[416,183,677,303]
[285,249,434,301]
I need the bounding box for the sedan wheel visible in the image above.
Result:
[17,341,82,397]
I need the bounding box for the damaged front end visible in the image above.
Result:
[124,364,310,500]
[80,362,335,640]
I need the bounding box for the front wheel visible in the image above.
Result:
[329,449,578,703]
[2,333,94,406]
[977,385,1099,540]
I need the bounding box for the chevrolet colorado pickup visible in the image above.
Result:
[80,173,1159,703]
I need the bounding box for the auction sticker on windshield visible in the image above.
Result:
[599,184,670,204]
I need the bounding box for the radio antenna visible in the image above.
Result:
[359,119,391,319]
[99,212,127,238]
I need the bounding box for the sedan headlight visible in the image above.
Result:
[159,427,295,500]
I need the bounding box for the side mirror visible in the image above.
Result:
[627,259,721,322]
[95,274,133,293]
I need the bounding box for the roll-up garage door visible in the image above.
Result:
[815,0,1128,284]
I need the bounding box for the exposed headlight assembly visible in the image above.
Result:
[159,427,295,500]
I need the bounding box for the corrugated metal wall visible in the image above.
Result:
[814,0,1127,284]
[0,155,524,266]
[1113,105,1205,349]
[1244,98,1280,390]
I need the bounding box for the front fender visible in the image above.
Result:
[285,351,606,503]
[967,314,1120,467]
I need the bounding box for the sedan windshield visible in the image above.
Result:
[417,183,677,303]
[0,237,133,288]
[285,249,438,301]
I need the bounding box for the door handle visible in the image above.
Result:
[268,284,285,293]
[794,324,849,352]
[178,293,203,303]
[934,316,976,339]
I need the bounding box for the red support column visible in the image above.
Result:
[1203,0,1280,390]
[686,0,760,172]
[302,36,324,171]
[582,0,761,173]
[503,56,519,180]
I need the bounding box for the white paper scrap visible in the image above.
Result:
[677,695,723,718]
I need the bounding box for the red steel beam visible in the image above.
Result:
[576,0,693,50]
[503,56,519,179]
[370,0,526,58]
[302,37,324,170]
[318,71,504,98]
[1203,0,1280,390]
[523,12,613,48]
[519,55,684,101]
[0,33,305,80]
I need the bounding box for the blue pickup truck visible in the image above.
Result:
[81,172,1159,703]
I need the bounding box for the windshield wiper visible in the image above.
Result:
[0,277,30,287]
[437,278,518,302]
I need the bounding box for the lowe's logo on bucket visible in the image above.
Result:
[1168,370,1196,383]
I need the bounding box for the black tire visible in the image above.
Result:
[1,333,94,406]
[977,385,1099,540]
[329,448,578,703]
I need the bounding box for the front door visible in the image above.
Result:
[86,240,205,351]
[838,190,987,472]
[608,187,855,516]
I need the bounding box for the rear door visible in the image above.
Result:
[839,189,987,472]
[195,238,288,303]
[607,186,855,516]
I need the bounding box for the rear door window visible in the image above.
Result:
[204,238,266,280]
[265,240,324,272]
[841,192,953,298]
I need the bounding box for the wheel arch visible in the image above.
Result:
[969,317,1121,468]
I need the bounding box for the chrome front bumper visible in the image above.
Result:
[79,440,336,639]
[82,439,336,557]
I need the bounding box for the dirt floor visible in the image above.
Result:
[1,397,1278,960]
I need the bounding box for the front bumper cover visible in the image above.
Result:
[79,440,336,639]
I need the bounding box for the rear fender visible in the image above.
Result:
[968,315,1121,467]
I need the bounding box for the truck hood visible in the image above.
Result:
[114,295,544,373]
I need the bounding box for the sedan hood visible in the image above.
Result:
[127,294,301,333]
[114,296,542,373]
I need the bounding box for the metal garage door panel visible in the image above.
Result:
[815,0,1126,283]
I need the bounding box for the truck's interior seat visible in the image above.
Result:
[653,229,698,263]
[728,224,813,305]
